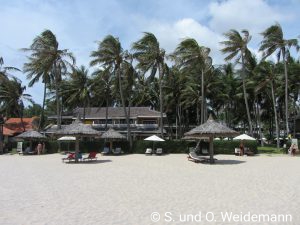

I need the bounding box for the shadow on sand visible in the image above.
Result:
[65,159,112,164]
[213,159,246,165]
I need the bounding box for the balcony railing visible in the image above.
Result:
[92,123,158,130]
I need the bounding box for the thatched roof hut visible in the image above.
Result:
[101,128,126,140]
[56,119,99,136]
[15,130,46,152]
[56,119,100,162]
[100,128,126,151]
[16,130,46,139]
[184,117,238,164]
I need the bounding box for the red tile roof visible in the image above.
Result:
[3,118,38,136]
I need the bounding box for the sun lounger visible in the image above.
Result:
[102,147,110,155]
[145,148,152,155]
[201,148,209,155]
[187,152,206,163]
[83,152,97,161]
[113,147,121,155]
[188,152,217,163]
[62,153,75,162]
[234,148,240,156]
[155,148,163,155]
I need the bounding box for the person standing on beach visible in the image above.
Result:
[37,142,42,155]
[239,142,244,156]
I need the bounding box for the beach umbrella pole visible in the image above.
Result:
[75,138,79,162]
[209,136,214,164]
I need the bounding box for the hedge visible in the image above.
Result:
[34,139,257,155]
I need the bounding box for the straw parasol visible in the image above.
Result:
[100,128,126,150]
[184,116,238,164]
[15,130,46,151]
[56,119,100,162]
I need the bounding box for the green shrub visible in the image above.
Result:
[214,140,257,154]
[27,139,258,155]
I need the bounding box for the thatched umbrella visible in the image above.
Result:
[56,119,100,162]
[15,130,46,151]
[100,128,126,151]
[184,117,238,164]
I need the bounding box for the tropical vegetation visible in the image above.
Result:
[0,23,299,149]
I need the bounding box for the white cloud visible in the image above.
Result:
[209,0,284,35]
[1,0,299,105]
[144,18,224,64]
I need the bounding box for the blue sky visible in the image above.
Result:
[0,0,299,105]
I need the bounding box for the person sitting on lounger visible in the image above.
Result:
[25,145,31,154]
[288,144,298,156]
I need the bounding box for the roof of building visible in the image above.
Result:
[3,118,38,136]
[49,107,165,120]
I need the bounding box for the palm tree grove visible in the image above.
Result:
[1,24,300,148]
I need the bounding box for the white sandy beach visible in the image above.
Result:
[0,153,299,225]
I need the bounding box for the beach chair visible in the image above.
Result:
[188,152,216,163]
[234,148,240,156]
[201,148,209,155]
[189,147,196,153]
[102,147,110,155]
[187,152,206,163]
[62,153,75,162]
[155,148,163,155]
[113,147,121,155]
[145,148,152,155]
[83,152,98,161]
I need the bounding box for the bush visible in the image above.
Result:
[132,140,192,154]
[214,140,258,154]
[29,139,258,155]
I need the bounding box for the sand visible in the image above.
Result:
[0,153,299,225]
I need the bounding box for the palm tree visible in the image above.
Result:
[164,66,186,138]
[255,61,280,148]
[171,38,212,124]
[217,63,239,127]
[259,23,299,136]
[0,78,33,130]
[60,66,91,121]
[91,67,113,130]
[23,29,75,129]
[90,35,132,144]
[0,57,20,83]
[23,59,51,130]
[220,29,253,135]
[132,32,166,137]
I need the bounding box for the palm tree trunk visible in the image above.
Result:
[196,101,200,125]
[201,69,205,124]
[117,67,131,147]
[54,64,61,129]
[175,106,178,139]
[293,100,296,137]
[178,103,182,137]
[128,100,132,150]
[241,54,253,135]
[18,109,26,132]
[83,102,86,123]
[105,97,109,130]
[38,81,47,131]
[271,81,280,149]
[159,64,164,137]
[256,100,263,147]
[283,50,289,136]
